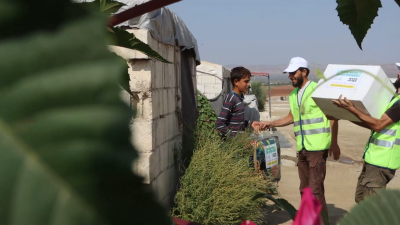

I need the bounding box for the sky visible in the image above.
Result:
[168,0,400,67]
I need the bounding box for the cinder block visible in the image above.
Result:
[150,148,160,181]
[167,45,175,63]
[202,75,217,84]
[170,69,176,89]
[160,143,168,172]
[157,171,169,201]
[160,117,167,144]
[131,120,153,153]
[134,153,151,183]
[162,89,169,115]
[172,114,179,137]
[158,42,169,63]
[163,63,171,88]
[154,118,162,148]
[204,84,221,95]
[168,140,176,167]
[165,114,173,141]
[136,92,152,119]
[158,90,164,118]
[151,89,160,119]
[127,60,152,92]
[154,61,163,89]
[167,89,175,114]
[196,75,203,84]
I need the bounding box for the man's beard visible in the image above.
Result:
[394,79,400,89]
[292,76,304,88]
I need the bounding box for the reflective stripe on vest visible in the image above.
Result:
[370,137,400,148]
[293,117,324,127]
[380,129,397,137]
[294,127,331,137]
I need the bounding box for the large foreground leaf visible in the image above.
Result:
[339,189,400,225]
[0,0,170,224]
[336,0,382,50]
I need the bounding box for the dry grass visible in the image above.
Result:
[172,130,276,225]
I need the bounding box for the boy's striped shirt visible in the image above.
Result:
[215,91,246,137]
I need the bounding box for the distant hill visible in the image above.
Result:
[225,63,400,83]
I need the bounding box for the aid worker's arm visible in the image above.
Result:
[329,119,340,160]
[260,110,294,130]
[332,94,394,133]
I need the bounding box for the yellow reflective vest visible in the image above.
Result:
[289,81,331,151]
[364,97,400,170]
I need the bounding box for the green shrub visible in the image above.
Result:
[176,91,218,173]
[251,81,266,111]
[196,91,218,136]
[172,129,277,225]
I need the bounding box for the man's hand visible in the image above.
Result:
[329,143,341,160]
[325,115,339,121]
[332,94,356,113]
[260,121,273,130]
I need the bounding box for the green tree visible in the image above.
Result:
[251,81,266,111]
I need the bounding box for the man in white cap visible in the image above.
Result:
[259,57,340,220]
[331,63,400,204]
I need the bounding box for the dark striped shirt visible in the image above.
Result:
[215,92,246,137]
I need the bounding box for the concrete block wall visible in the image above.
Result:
[197,73,222,100]
[196,61,231,100]
[110,29,182,207]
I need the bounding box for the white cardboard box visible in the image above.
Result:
[311,64,395,122]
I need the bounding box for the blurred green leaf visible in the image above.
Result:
[339,190,400,225]
[0,1,170,224]
[315,68,325,80]
[336,0,382,50]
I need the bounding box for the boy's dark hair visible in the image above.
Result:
[298,67,310,77]
[230,67,251,86]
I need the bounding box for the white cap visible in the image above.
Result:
[283,57,308,73]
[396,63,400,70]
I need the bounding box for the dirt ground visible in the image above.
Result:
[260,99,400,225]
[269,85,294,97]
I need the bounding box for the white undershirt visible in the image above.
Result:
[297,81,311,106]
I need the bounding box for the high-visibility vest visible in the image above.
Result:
[364,97,400,170]
[289,81,331,151]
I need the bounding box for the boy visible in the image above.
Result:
[215,67,259,138]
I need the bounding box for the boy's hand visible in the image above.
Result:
[251,121,261,132]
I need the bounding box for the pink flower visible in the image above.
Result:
[292,187,322,225]
[241,220,257,225]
